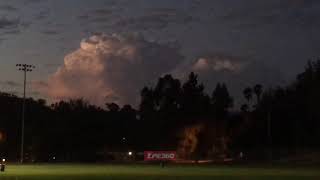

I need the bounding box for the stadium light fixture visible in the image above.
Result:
[16,64,35,164]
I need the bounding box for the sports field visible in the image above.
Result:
[0,164,319,180]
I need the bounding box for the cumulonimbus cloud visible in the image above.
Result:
[34,33,184,106]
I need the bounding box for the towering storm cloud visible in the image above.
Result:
[37,33,184,105]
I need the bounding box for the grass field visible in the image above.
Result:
[0,164,320,180]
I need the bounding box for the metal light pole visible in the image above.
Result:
[267,110,272,162]
[16,64,35,163]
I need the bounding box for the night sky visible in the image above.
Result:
[0,0,319,106]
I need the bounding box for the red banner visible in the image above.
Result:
[144,151,177,161]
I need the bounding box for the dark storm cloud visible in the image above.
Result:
[115,16,167,30]
[0,17,20,29]
[114,8,194,30]
[0,29,20,35]
[20,21,32,29]
[43,63,60,69]
[77,7,117,26]
[34,10,50,20]
[91,17,112,24]
[23,0,48,5]
[0,80,21,87]
[77,14,89,20]
[32,80,48,88]
[0,16,31,37]
[77,2,196,31]
[41,29,60,35]
[0,4,18,12]
[92,9,113,16]
[219,0,320,28]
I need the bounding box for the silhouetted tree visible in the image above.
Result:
[139,87,156,121]
[153,74,181,116]
[243,87,253,103]
[106,103,120,112]
[212,83,233,119]
[240,104,249,113]
[1,59,320,162]
[180,72,210,121]
[253,84,263,104]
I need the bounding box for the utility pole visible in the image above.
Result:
[267,108,272,163]
[16,64,35,163]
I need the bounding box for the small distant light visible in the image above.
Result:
[128,151,132,156]
[122,137,126,141]
[53,157,56,160]
[2,159,5,162]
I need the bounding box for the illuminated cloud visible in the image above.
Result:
[36,33,184,106]
[192,55,246,72]
[163,52,283,108]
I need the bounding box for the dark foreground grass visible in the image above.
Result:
[0,164,320,180]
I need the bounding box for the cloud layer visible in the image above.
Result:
[114,7,194,31]
[6,0,317,108]
[36,33,184,106]
[34,34,284,107]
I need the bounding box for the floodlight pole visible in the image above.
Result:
[16,64,35,163]
[268,108,272,163]
[21,68,26,164]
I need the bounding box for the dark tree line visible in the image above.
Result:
[0,60,320,162]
